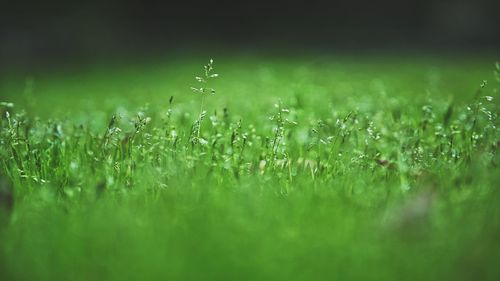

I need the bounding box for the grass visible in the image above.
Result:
[0,54,499,281]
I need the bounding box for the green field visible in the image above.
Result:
[1,55,499,280]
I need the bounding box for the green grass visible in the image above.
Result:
[0,55,499,281]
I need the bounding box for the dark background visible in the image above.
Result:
[1,0,499,66]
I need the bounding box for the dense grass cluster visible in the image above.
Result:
[0,56,499,280]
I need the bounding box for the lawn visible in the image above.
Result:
[0,54,499,281]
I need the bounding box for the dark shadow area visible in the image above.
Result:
[1,0,499,68]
